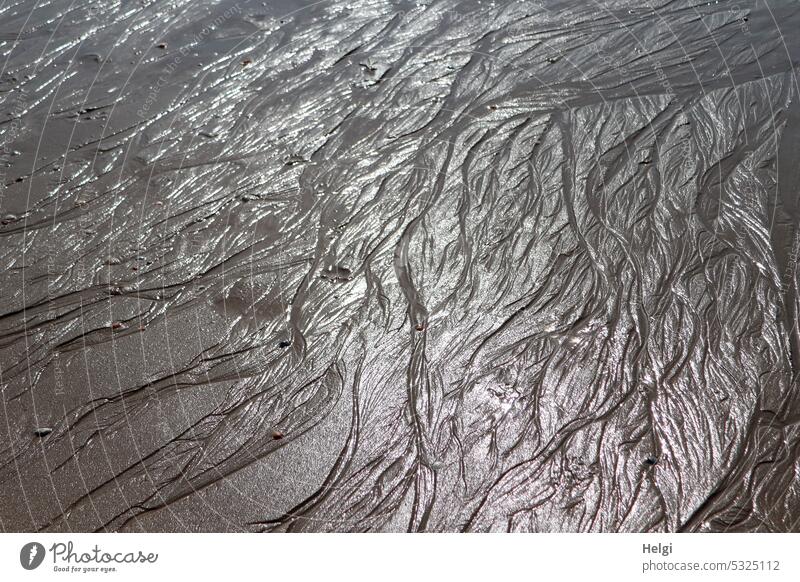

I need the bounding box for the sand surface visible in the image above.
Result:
[2,0,800,532]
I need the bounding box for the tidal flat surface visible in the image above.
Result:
[2,0,800,532]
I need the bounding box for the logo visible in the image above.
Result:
[20,542,46,570]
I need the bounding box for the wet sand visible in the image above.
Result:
[1,0,800,532]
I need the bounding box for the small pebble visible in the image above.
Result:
[33,427,52,437]
[278,340,291,348]
[156,42,167,49]
[272,430,284,440]
[644,457,658,466]
[415,323,425,332]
